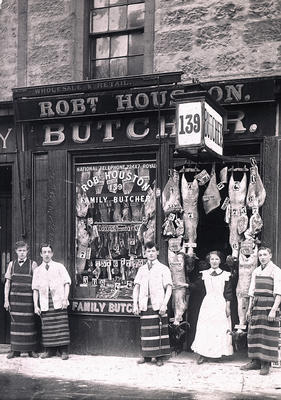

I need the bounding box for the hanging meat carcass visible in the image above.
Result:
[236,239,258,330]
[76,218,90,274]
[100,201,112,222]
[219,166,228,184]
[245,162,266,240]
[143,184,156,220]
[168,248,189,325]
[181,176,199,256]
[227,172,247,258]
[162,170,182,215]
[130,201,143,221]
[142,216,156,244]
[121,202,132,222]
[246,164,266,209]
[112,201,122,222]
[202,164,221,214]
[76,192,90,218]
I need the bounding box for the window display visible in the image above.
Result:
[75,160,156,300]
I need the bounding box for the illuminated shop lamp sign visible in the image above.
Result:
[175,93,225,156]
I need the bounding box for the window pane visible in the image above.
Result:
[128,55,143,75]
[111,35,128,57]
[110,0,127,4]
[92,9,109,33]
[109,5,127,31]
[110,58,127,77]
[96,37,110,59]
[94,0,109,7]
[128,4,144,28]
[95,59,110,78]
[128,32,144,55]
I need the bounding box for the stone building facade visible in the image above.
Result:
[0,0,280,102]
[0,0,280,354]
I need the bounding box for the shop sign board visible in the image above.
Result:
[176,97,224,156]
[0,121,15,153]
[70,299,134,316]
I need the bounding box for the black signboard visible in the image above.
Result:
[70,298,135,316]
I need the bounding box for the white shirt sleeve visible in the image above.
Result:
[273,266,281,296]
[248,269,257,297]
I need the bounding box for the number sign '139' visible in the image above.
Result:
[176,100,223,156]
[179,113,201,134]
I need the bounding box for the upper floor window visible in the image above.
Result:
[89,0,145,79]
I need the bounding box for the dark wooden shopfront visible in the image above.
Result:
[12,73,281,355]
[0,104,19,344]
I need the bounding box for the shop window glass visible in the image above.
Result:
[89,0,145,79]
[75,161,156,300]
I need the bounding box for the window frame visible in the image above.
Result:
[84,0,155,80]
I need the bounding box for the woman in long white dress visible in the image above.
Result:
[191,251,233,364]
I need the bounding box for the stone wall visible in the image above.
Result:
[0,0,78,102]
[26,0,75,87]
[0,0,280,102]
[0,0,17,101]
[154,0,281,82]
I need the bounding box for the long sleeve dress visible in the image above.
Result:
[191,268,233,358]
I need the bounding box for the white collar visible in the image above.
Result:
[209,267,222,275]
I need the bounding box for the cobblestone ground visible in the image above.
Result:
[0,346,280,400]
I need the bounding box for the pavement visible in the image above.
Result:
[0,345,280,399]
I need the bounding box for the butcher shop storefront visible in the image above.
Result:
[12,73,281,356]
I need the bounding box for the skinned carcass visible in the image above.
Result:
[181,176,199,256]
[168,248,189,325]
[227,173,247,258]
[202,164,221,214]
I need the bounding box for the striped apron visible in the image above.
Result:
[140,299,170,358]
[10,260,37,352]
[248,275,280,362]
[41,291,70,348]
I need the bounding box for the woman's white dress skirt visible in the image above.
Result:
[191,269,233,358]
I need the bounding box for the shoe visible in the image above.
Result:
[61,352,69,360]
[137,357,151,364]
[6,351,20,359]
[28,351,39,358]
[260,362,270,375]
[40,351,52,359]
[156,358,164,367]
[197,355,206,365]
[240,359,261,371]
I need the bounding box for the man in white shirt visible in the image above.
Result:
[32,243,71,360]
[133,241,172,366]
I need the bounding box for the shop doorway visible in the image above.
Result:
[0,165,12,343]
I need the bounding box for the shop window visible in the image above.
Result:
[89,0,145,78]
[75,160,156,299]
